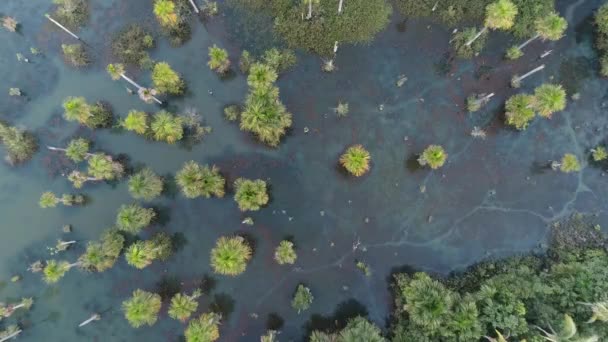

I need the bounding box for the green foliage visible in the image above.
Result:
[591,146,608,162]
[418,145,447,169]
[151,111,183,143]
[334,101,349,117]
[273,0,392,56]
[274,240,297,265]
[106,63,125,81]
[65,138,90,162]
[112,25,154,66]
[42,260,71,284]
[451,27,488,59]
[128,168,163,201]
[116,204,156,234]
[484,0,518,31]
[208,44,231,74]
[122,110,149,135]
[168,289,201,322]
[262,48,297,74]
[61,44,89,67]
[52,0,89,30]
[153,0,191,45]
[122,289,162,328]
[175,161,225,198]
[505,45,523,60]
[124,235,172,269]
[39,192,59,208]
[234,178,269,211]
[310,316,386,341]
[154,0,179,28]
[239,50,253,73]
[152,62,185,95]
[185,312,221,342]
[535,11,567,41]
[597,4,608,77]
[62,97,113,128]
[533,84,566,118]
[340,144,371,177]
[510,0,554,39]
[0,121,37,165]
[210,236,252,276]
[505,94,535,130]
[559,153,581,173]
[292,284,313,313]
[223,105,241,122]
[241,63,292,146]
[79,228,125,272]
[87,153,123,181]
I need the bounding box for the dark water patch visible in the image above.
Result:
[559,56,594,94]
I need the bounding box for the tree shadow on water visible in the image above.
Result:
[210,293,235,320]
[303,298,368,339]
[156,275,181,300]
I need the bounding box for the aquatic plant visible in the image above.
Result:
[223,105,241,122]
[128,168,163,201]
[291,284,313,313]
[591,146,608,162]
[340,145,371,177]
[274,240,297,265]
[334,101,349,117]
[272,0,392,56]
[151,111,184,143]
[2,16,18,32]
[356,260,371,276]
[557,154,581,173]
[39,192,84,208]
[112,24,154,66]
[262,48,297,74]
[62,97,113,128]
[168,289,201,322]
[51,0,89,29]
[122,289,162,328]
[116,204,156,234]
[65,138,90,162]
[184,312,221,342]
[452,27,488,59]
[176,161,225,198]
[234,178,269,211]
[533,84,566,118]
[208,44,231,74]
[465,0,518,47]
[210,236,252,276]
[79,228,125,272]
[504,94,535,130]
[152,62,185,95]
[202,1,219,17]
[509,12,567,59]
[0,121,37,165]
[61,43,89,67]
[418,145,447,169]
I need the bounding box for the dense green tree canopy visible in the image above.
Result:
[122,289,162,328]
[128,168,163,201]
[175,161,225,199]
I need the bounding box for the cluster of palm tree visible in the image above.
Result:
[78,228,125,272]
[175,161,225,198]
[506,12,567,60]
[62,96,113,128]
[39,191,84,208]
[51,0,89,30]
[504,83,567,130]
[0,121,37,165]
[121,110,185,143]
[310,316,386,342]
[240,63,293,146]
[340,145,371,177]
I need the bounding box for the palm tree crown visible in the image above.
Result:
[210,236,252,276]
[536,12,567,41]
[185,312,221,342]
[533,84,566,118]
[484,0,518,30]
[122,289,162,328]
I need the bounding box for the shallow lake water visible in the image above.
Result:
[0,0,607,340]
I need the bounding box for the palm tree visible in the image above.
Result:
[0,121,37,165]
[303,0,320,20]
[151,111,183,143]
[210,236,252,276]
[274,240,297,265]
[466,0,518,46]
[107,64,163,104]
[107,63,125,80]
[79,229,125,272]
[261,330,278,342]
[591,146,608,162]
[466,93,494,112]
[87,153,124,181]
[168,289,202,322]
[63,96,92,125]
[0,325,22,342]
[175,161,225,198]
[291,284,313,313]
[125,241,157,269]
[208,45,231,74]
[505,94,536,130]
[533,84,566,118]
[579,301,608,323]
[554,153,581,173]
[153,0,179,29]
[46,137,92,163]
[339,316,386,342]
[247,63,278,89]
[418,145,447,169]
[116,204,156,233]
[510,12,567,58]
[43,260,79,284]
[333,101,349,117]
[39,192,80,208]
[184,312,221,342]
[339,145,371,176]
[152,62,184,95]
[122,289,162,328]
[233,178,269,211]
[536,314,598,342]
[128,168,163,201]
[0,298,33,319]
[78,313,101,327]
[511,64,545,88]
[122,110,149,134]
